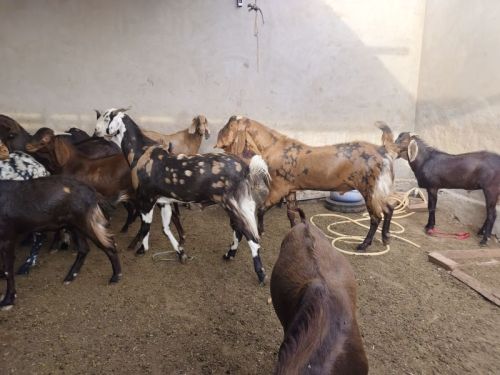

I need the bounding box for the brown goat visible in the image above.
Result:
[0,140,8,159]
[142,115,210,154]
[271,209,368,374]
[216,116,398,251]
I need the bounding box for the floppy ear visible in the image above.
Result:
[188,117,198,134]
[408,139,419,162]
[244,130,261,155]
[53,137,72,167]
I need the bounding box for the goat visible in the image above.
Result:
[0,145,51,275]
[271,208,368,375]
[216,116,398,251]
[94,108,270,284]
[25,127,139,233]
[395,132,500,245]
[0,175,122,309]
[142,115,210,154]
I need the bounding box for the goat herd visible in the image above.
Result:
[1,108,499,373]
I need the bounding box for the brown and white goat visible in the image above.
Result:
[395,132,500,245]
[25,128,139,233]
[142,115,210,154]
[94,109,270,284]
[271,208,368,375]
[216,117,398,251]
[0,175,122,309]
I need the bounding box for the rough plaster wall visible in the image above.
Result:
[416,0,500,235]
[0,0,424,154]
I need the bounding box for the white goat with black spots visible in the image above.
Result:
[94,108,270,284]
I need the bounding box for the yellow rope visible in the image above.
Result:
[310,188,426,256]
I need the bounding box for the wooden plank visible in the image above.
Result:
[451,269,500,307]
[439,249,500,261]
[428,252,459,271]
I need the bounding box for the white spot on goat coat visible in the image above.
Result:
[184,170,193,177]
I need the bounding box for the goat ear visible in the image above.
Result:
[408,139,419,162]
[188,117,198,134]
[95,110,101,119]
[54,137,72,167]
[244,130,261,155]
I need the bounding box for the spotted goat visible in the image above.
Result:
[94,108,270,284]
[216,117,398,251]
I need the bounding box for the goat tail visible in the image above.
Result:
[225,183,260,243]
[88,204,114,249]
[375,121,398,158]
[248,154,271,187]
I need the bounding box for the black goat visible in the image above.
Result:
[94,108,270,284]
[395,133,500,245]
[0,175,122,309]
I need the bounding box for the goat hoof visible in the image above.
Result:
[223,249,237,261]
[60,243,69,251]
[0,303,14,311]
[178,251,188,264]
[479,240,488,247]
[257,269,266,286]
[63,272,78,284]
[16,265,31,276]
[135,247,146,256]
[356,243,368,252]
[109,273,122,284]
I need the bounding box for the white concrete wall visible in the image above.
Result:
[417,0,500,154]
[0,0,425,153]
[416,0,500,236]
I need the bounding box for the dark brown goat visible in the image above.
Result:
[271,209,368,374]
[0,175,122,309]
[395,132,500,245]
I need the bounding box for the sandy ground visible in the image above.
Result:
[1,200,499,374]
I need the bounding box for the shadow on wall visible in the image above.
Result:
[0,0,422,147]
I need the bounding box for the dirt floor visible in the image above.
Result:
[1,200,499,374]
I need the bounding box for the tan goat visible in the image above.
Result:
[216,116,398,251]
[142,115,210,154]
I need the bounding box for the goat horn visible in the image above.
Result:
[53,131,72,136]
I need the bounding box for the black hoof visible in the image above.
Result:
[382,236,391,246]
[16,263,31,275]
[223,249,237,261]
[0,300,14,311]
[109,273,122,284]
[63,272,78,284]
[479,239,488,247]
[60,242,69,251]
[135,246,146,256]
[356,243,369,251]
[178,250,188,264]
[257,268,266,286]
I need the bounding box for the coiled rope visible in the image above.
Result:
[310,188,426,256]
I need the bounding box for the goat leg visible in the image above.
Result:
[223,230,243,260]
[285,192,298,228]
[357,215,380,251]
[63,232,90,284]
[120,201,138,233]
[479,189,498,246]
[381,205,394,246]
[17,232,45,275]
[425,188,438,232]
[0,241,16,310]
[170,204,186,247]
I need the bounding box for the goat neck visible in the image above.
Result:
[120,115,156,167]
